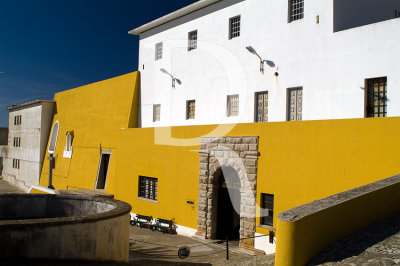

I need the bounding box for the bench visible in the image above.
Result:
[130,214,152,228]
[153,218,176,234]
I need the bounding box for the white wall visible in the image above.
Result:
[3,102,54,190]
[138,0,400,128]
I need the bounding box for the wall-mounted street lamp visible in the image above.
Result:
[246,46,276,74]
[160,68,181,89]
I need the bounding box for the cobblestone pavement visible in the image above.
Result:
[308,210,400,265]
[129,226,275,266]
[0,178,25,193]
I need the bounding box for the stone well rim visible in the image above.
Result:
[0,193,132,229]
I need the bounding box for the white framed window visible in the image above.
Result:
[255,91,268,122]
[186,100,195,119]
[138,176,158,201]
[155,42,163,60]
[63,131,73,158]
[188,30,197,51]
[153,104,161,122]
[287,87,303,121]
[229,15,241,39]
[289,0,304,22]
[227,95,239,117]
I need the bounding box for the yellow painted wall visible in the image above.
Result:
[39,72,139,192]
[275,177,400,266]
[111,118,400,231]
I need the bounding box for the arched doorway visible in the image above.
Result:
[216,167,241,240]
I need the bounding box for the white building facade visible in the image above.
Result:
[2,100,55,191]
[130,0,400,128]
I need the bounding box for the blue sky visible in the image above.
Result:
[0,0,197,127]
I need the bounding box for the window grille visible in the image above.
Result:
[153,104,161,122]
[227,95,239,117]
[289,0,304,22]
[139,176,158,201]
[366,77,387,117]
[256,91,268,122]
[186,100,195,119]
[260,193,274,226]
[188,30,197,51]
[12,159,20,169]
[288,87,302,121]
[13,137,21,147]
[229,16,241,39]
[155,42,163,60]
[14,115,21,125]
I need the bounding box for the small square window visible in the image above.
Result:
[227,95,239,117]
[188,30,197,51]
[138,176,158,201]
[155,42,163,60]
[186,100,195,119]
[260,193,274,226]
[153,104,161,122]
[289,0,304,22]
[229,15,241,39]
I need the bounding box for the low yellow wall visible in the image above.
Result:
[275,175,400,266]
[39,72,139,191]
[110,117,400,231]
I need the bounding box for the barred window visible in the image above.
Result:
[227,95,239,117]
[186,100,195,119]
[153,104,161,122]
[289,0,304,22]
[14,115,21,125]
[155,42,163,60]
[12,159,20,169]
[188,30,197,51]
[366,77,387,118]
[229,15,240,39]
[13,137,21,147]
[138,176,158,201]
[260,193,274,226]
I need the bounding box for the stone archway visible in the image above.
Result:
[196,136,259,250]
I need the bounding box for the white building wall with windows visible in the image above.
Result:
[131,0,400,128]
[2,101,54,191]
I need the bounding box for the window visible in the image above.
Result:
[366,77,387,117]
[227,95,239,117]
[155,42,163,60]
[13,137,21,147]
[14,115,21,125]
[188,30,197,51]
[153,104,161,122]
[138,176,158,201]
[289,0,304,22]
[12,159,20,169]
[229,15,240,39]
[63,132,73,158]
[287,87,302,121]
[95,151,111,190]
[186,100,195,119]
[260,193,274,226]
[255,91,268,122]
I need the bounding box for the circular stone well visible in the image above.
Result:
[0,193,131,262]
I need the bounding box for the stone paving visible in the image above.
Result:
[308,210,400,265]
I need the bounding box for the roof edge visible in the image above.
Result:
[6,100,55,111]
[128,0,223,35]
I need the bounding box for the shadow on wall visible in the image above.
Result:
[308,210,400,265]
[334,0,400,32]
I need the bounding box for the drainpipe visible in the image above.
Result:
[47,154,54,189]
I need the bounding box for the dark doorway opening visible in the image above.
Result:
[95,153,110,190]
[216,167,241,240]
